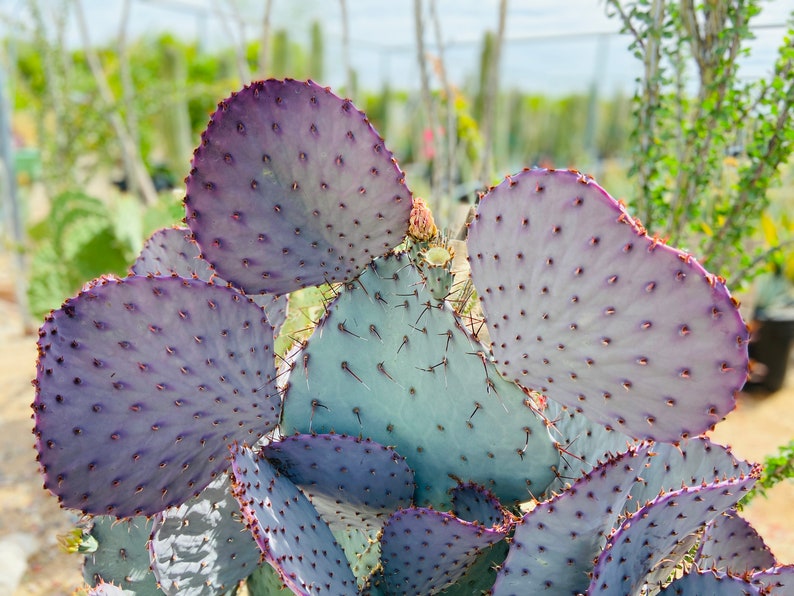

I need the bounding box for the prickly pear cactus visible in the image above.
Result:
[83,516,161,595]
[149,475,261,595]
[695,508,776,576]
[33,275,280,517]
[280,254,559,509]
[132,225,289,333]
[467,169,748,443]
[374,506,510,595]
[261,433,415,532]
[229,443,359,594]
[657,569,761,595]
[184,78,412,296]
[32,79,792,595]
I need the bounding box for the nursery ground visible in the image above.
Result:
[0,258,792,595]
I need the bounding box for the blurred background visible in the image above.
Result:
[0,1,792,594]
[2,0,793,320]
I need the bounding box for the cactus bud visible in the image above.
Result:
[408,197,438,242]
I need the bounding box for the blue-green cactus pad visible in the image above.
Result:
[83,516,162,595]
[149,474,261,595]
[542,399,636,495]
[281,254,559,509]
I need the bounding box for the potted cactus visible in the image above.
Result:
[33,80,793,595]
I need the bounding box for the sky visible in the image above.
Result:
[5,0,793,95]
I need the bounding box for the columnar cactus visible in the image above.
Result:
[32,79,790,595]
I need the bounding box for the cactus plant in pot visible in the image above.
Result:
[33,80,793,595]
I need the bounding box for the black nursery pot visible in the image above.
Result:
[748,317,794,393]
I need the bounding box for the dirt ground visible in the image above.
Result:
[0,265,792,595]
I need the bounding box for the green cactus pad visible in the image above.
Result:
[229,443,358,594]
[246,563,293,595]
[33,275,280,516]
[467,168,748,442]
[83,516,162,595]
[333,528,382,588]
[280,254,559,509]
[185,79,412,296]
[543,399,635,495]
[149,474,261,595]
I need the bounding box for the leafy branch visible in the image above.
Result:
[605,1,794,286]
[738,440,794,508]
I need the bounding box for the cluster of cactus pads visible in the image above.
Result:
[33,79,793,595]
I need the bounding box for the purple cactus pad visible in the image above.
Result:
[32,275,280,517]
[185,79,412,295]
[587,467,759,595]
[133,226,289,333]
[377,506,509,595]
[467,168,749,442]
[695,509,776,576]
[262,433,415,533]
[658,569,761,595]
[229,444,358,594]
[492,445,649,595]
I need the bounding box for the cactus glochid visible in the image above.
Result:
[32,79,787,594]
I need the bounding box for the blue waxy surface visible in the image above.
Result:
[281,254,559,509]
[149,474,261,595]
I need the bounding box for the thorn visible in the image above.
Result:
[337,321,364,340]
[341,361,369,389]
[469,402,481,420]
